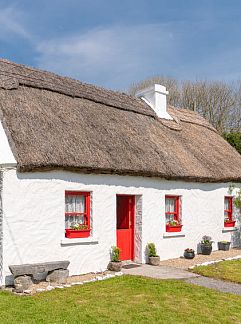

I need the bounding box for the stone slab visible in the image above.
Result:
[9,261,70,277]
[14,275,33,293]
[46,269,69,284]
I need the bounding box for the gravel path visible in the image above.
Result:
[159,248,241,269]
[185,276,241,296]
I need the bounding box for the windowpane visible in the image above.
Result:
[65,194,85,213]
[224,197,230,211]
[65,215,86,229]
[165,198,176,213]
[224,211,229,219]
[166,213,175,223]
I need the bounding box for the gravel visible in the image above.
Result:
[159,248,241,270]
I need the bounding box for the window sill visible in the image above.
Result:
[163,232,185,238]
[222,227,238,233]
[61,237,99,246]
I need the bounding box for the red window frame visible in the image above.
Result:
[65,191,91,238]
[165,195,180,222]
[224,196,233,221]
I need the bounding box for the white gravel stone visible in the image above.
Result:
[46,286,55,291]
[23,290,32,294]
[115,272,123,276]
[36,288,45,292]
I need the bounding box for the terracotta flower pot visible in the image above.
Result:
[108,261,122,272]
[149,256,160,266]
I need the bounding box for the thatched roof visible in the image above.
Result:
[0,58,241,183]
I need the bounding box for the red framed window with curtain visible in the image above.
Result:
[65,191,91,238]
[224,196,235,227]
[165,195,182,232]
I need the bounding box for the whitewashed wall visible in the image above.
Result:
[1,168,240,285]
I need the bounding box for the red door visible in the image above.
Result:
[116,195,135,261]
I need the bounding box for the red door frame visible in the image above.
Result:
[116,195,135,261]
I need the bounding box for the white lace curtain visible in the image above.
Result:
[165,198,175,223]
[65,194,85,229]
[224,198,230,220]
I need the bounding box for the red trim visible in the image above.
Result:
[224,196,233,222]
[224,220,236,227]
[166,224,183,232]
[65,191,91,238]
[165,195,181,223]
[65,229,91,238]
[65,191,90,196]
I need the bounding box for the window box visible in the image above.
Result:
[166,224,183,232]
[224,220,236,227]
[65,228,91,238]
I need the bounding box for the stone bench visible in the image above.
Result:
[9,261,70,292]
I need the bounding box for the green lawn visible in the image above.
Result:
[191,259,241,284]
[1,275,241,323]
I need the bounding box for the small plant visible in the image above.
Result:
[168,220,180,226]
[185,248,194,252]
[201,235,213,246]
[70,223,88,230]
[147,243,157,257]
[111,246,121,262]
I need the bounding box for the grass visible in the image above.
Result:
[191,259,241,284]
[0,276,241,323]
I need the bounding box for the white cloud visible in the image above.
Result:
[0,5,31,41]
[35,24,177,89]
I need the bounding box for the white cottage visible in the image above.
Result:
[0,59,241,285]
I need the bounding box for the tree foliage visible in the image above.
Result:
[223,132,241,155]
[128,77,241,134]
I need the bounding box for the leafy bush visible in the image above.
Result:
[147,243,158,257]
[111,246,120,262]
[201,235,213,246]
[223,133,241,155]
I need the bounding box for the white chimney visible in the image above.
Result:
[136,84,172,120]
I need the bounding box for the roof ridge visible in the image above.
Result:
[0,58,155,118]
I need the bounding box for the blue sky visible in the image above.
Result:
[0,0,241,90]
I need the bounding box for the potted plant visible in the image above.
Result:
[65,222,91,238]
[108,246,122,271]
[147,243,160,266]
[200,235,213,255]
[218,241,231,251]
[224,219,236,227]
[184,248,195,259]
[166,220,183,232]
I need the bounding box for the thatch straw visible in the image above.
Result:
[0,58,241,183]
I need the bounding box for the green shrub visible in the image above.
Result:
[147,243,158,257]
[223,132,241,155]
[111,246,120,262]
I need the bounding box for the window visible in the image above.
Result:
[65,191,91,238]
[165,196,182,232]
[224,196,235,227]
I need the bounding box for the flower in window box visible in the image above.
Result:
[224,218,236,227]
[65,222,91,238]
[70,223,89,230]
[166,220,183,232]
